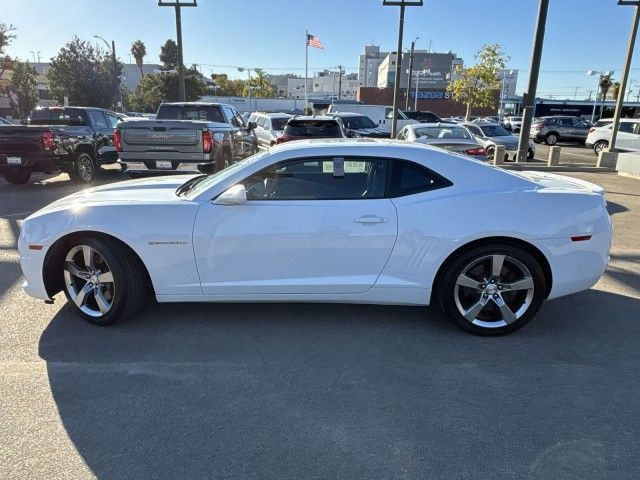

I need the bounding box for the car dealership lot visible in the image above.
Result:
[1,171,639,479]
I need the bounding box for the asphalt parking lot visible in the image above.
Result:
[1,169,639,479]
[532,142,599,166]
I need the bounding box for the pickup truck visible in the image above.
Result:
[0,106,122,185]
[116,102,258,176]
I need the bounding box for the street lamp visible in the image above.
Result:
[94,35,123,112]
[405,36,419,110]
[499,69,515,120]
[587,70,614,122]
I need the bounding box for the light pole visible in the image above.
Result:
[94,35,123,111]
[413,69,425,111]
[499,69,514,120]
[405,36,418,110]
[383,0,423,137]
[158,1,197,102]
[587,70,614,122]
[610,0,640,152]
[237,67,252,111]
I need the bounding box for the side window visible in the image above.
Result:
[65,109,89,126]
[232,109,245,127]
[619,122,635,134]
[104,112,121,128]
[256,117,266,128]
[468,126,482,136]
[243,157,388,200]
[388,159,452,197]
[88,111,108,128]
[222,106,235,124]
[633,123,640,135]
[263,118,272,130]
[397,129,405,140]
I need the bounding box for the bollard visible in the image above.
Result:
[493,145,506,165]
[597,150,618,168]
[548,146,561,166]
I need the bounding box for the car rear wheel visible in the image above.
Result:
[2,169,31,185]
[70,152,98,184]
[527,147,535,160]
[544,133,558,145]
[594,140,608,155]
[62,237,148,325]
[439,244,546,335]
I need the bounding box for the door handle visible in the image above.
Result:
[354,215,386,224]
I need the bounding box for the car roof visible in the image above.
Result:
[404,122,465,129]
[160,102,230,108]
[290,115,337,121]
[330,112,366,117]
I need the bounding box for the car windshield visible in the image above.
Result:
[340,115,377,129]
[413,126,472,139]
[479,125,511,137]
[271,117,289,130]
[156,105,225,122]
[284,120,342,137]
[177,151,269,198]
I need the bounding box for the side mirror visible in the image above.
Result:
[247,121,257,131]
[346,130,357,138]
[213,184,247,205]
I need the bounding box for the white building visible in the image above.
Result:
[312,70,359,100]
[286,77,313,99]
[359,45,389,87]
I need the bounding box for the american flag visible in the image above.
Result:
[307,33,324,49]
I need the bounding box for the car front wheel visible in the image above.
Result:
[70,152,98,184]
[594,140,608,155]
[439,244,546,335]
[61,237,148,325]
[544,133,558,145]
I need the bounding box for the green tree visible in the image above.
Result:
[9,60,38,118]
[599,74,613,101]
[211,73,246,96]
[244,68,273,98]
[0,23,17,94]
[130,40,147,78]
[447,44,509,120]
[129,67,208,112]
[159,39,179,70]
[47,37,122,108]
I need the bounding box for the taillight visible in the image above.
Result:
[42,131,55,151]
[113,129,122,152]
[534,124,543,130]
[465,148,486,155]
[202,131,212,153]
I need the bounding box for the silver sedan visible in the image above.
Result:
[397,123,487,161]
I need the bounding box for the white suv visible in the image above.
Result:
[249,112,293,150]
[586,118,640,155]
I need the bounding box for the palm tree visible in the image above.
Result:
[252,68,273,98]
[130,40,147,78]
[611,81,621,101]
[599,74,613,101]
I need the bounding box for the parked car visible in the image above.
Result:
[397,123,487,161]
[116,102,258,176]
[464,122,535,160]
[19,140,611,335]
[0,106,121,185]
[249,112,292,149]
[0,116,12,126]
[503,116,523,132]
[440,117,462,124]
[593,118,613,128]
[326,104,419,134]
[401,110,442,123]
[530,116,592,146]
[586,118,640,154]
[276,116,346,144]
[329,112,389,138]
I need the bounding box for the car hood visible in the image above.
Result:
[513,171,605,195]
[27,175,197,219]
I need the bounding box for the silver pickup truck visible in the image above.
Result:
[116,102,258,176]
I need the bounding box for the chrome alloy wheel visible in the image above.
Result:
[77,155,95,182]
[453,254,535,329]
[64,245,115,317]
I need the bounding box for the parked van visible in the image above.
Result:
[326,104,419,134]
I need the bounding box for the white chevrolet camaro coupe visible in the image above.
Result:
[19,140,612,335]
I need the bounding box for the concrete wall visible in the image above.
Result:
[617,152,640,178]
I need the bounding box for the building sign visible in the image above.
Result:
[410,53,455,89]
[410,90,453,100]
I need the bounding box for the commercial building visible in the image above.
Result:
[377,50,463,90]
[312,70,359,100]
[359,45,389,87]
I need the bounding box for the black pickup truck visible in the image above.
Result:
[0,106,122,185]
[116,102,258,176]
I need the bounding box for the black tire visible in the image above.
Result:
[438,243,546,336]
[532,138,541,144]
[527,147,535,160]
[61,237,148,326]
[2,169,31,185]
[593,140,608,155]
[486,146,495,160]
[70,151,98,184]
[544,133,558,146]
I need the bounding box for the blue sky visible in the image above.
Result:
[2,0,638,99]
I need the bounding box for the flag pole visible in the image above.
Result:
[305,29,308,112]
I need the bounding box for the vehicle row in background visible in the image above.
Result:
[586,118,640,154]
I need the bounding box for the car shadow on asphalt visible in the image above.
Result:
[37,290,640,479]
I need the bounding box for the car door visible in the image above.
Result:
[192,156,398,295]
[87,110,112,149]
[614,121,636,151]
[573,118,590,140]
[228,106,255,158]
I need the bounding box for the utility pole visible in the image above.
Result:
[383,0,423,138]
[516,0,549,162]
[406,38,418,110]
[94,35,123,111]
[158,0,197,102]
[337,65,343,99]
[610,0,640,152]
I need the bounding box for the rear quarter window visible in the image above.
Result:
[388,159,452,197]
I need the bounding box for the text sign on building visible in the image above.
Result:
[413,53,454,89]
